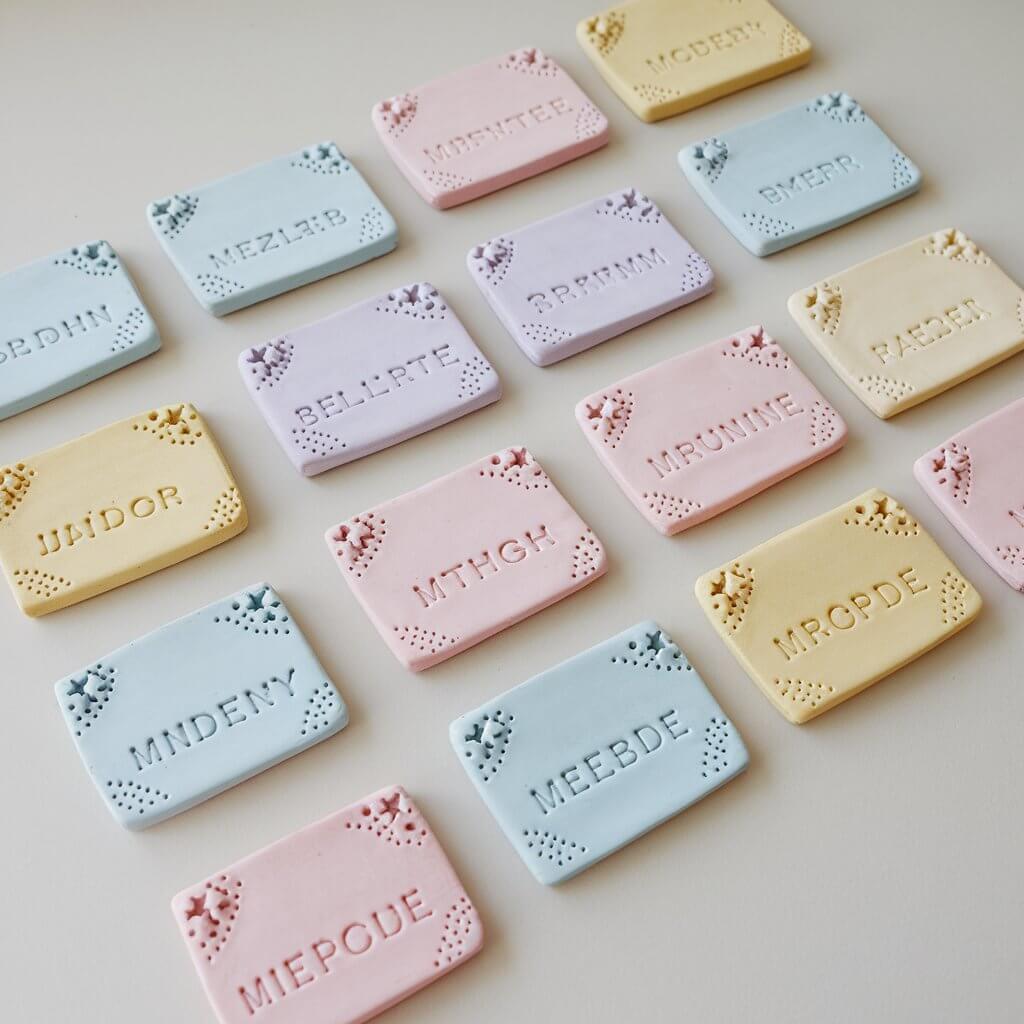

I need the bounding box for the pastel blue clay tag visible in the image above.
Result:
[0,242,159,420]
[146,143,397,315]
[55,583,348,829]
[678,92,921,256]
[449,621,748,884]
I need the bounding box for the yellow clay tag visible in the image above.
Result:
[788,229,1024,418]
[0,403,246,616]
[577,0,811,122]
[694,489,981,723]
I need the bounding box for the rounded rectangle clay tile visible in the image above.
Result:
[172,785,482,1024]
[324,447,607,670]
[575,325,848,533]
[467,187,713,366]
[0,402,247,616]
[239,282,500,475]
[678,92,921,256]
[0,240,160,420]
[577,0,811,123]
[372,49,609,209]
[146,142,397,315]
[914,397,1024,592]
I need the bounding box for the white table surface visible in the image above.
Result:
[1,1,1021,1020]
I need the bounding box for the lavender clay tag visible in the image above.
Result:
[240,283,500,475]
[467,187,713,365]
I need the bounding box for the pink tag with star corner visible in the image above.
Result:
[324,447,607,669]
[371,48,608,209]
[914,397,1024,592]
[575,326,848,534]
[172,785,483,1024]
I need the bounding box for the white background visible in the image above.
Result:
[1,1,1021,1021]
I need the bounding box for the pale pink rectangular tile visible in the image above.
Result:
[575,326,847,533]
[372,49,608,209]
[914,397,1024,591]
[172,786,482,1024]
[325,448,607,669]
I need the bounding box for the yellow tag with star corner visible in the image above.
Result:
[694,489,981,723]
[788,229,1024,418]
[576,0,811,122]
[0,403,247,616]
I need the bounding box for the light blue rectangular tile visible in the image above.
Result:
[146,142,398,315]
[0,242,159,420]
[55,583,348,830]
[450,621,748,884]
[679,92,921,256]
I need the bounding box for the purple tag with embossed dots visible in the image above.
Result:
[467,187,713,365]
[239,282,500,476]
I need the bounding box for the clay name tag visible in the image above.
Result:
[467,187,713,365]
[451,621,748,884]
[0,402,246,615]
[147,142,396,315]
[695,488,982,722]
[173,786,482,1024]
[372,49,608,208]
[56,584,347,829]
[679,92,921,255]
[789,229,1024,417]
[576,0,811,122]
[0,240,159,420]
[325,447,606,669]
[240,282,500,475]
[575,325,847,533]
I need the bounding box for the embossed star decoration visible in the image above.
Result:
[246,346,270,374]
[243,587,279,623]
[379,791,404,823]
[185,895,207,921]
[505,448,529,469]
[66,675,90,698]
[710,569,745,604]
[247,340,289,379]
[156,404,192,436]
[333,520,374,558]
[466,719,504,752]
[378,96,413,125]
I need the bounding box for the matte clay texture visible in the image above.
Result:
[914,398,1024,592]
[372,49,608,209]
[147,143,396,315]
[0,403,246,616]
[172,786,482,1024]
[325,448,607,670]
[0,241,159,420]
[679,92,921,256]
[788,229,1024,418]
[467,187,713,366]
[575,325,847,534]
[240,283,500,476]
[695,488,982,723]
[577,0,811,122]
[450,620,748,885]
[56,584,347,830]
